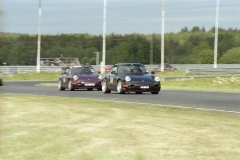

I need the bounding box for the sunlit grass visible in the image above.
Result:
[1,94,240,160]
[155,70,191,77]
[162,76,240,93]
[3,72,60,81]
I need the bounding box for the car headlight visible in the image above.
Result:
[125,76,131,82]
[73,75,78,81]
[98,75,103,80]
[154,76,160,82]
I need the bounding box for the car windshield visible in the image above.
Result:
[118,64,148,75]
[71,67,94,74]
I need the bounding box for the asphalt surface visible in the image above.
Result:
[1,81,240,113]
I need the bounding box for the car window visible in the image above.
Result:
[83,67,92,73]
[71,67,83,74]
[110,67,117,73]
[118,65,131,74]
[138,65,148,73]
[89,68,95,73]
[118,64,147,74]
[66,68,70,74]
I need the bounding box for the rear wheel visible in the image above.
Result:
[68,80,74,91]
[58,80,65,91]
[102,79,111,93]
[87,88,93,91]
[117,80,125,94]
[135,92,142,94]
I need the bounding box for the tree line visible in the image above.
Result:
[0,26,240,66]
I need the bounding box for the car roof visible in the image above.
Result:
[70,65,93,68]
[115,63,143,66]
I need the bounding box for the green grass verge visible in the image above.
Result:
[1,94,240,160]
[162,77,240,93]
[2,72,60,81]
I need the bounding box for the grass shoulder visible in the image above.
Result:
[1,94,240,159]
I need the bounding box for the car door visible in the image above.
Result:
[112,66,119,88]
[108,66,117,89]
[62,68,70,87]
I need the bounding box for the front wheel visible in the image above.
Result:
[102,79,111,93]
[68,80,74,91]
[117,80,125,94]
[58,80,65,91]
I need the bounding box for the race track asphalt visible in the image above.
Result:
[1,81,240,113]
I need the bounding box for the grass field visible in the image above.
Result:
[162,76,240,93]
[1,95,240,160]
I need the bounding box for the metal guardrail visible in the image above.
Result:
[0,66,63,75]
[185,68,240,75]
[0,64,240,75]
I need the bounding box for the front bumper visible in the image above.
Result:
[122,82,161,92]
[71,81,102,89]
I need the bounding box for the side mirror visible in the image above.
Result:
[151,71,155,74]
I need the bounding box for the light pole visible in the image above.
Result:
[214,0,219,68]
[101,0,107,74]
[36,0,42,73]
[161,0,165,72]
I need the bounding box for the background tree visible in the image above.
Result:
[1,27,240,65]
[219,47,240,64]
[198,49,214,64]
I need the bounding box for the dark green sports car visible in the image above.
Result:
[101,63,161,94]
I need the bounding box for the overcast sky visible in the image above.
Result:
[1,0,240,35]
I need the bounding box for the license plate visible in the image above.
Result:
[85,83,95,86]
[140,86,149,89]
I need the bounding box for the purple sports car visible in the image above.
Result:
[58,65,102,91]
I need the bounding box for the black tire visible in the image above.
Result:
[151,91,159,94]
[97,88,102,91]
[117,80,125,94]
[102,79,111,93]
[68,80,74,91]
[87,88,93,91]
[58,80,65,91]
[135,92,142,94]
